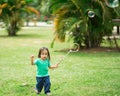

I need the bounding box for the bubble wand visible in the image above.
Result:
[57,43,79,65]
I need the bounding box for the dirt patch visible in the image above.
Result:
[79,47,119,53]
[54,47,120,53]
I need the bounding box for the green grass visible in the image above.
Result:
[0,27,120,96]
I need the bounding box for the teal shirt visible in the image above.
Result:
[34,58,51,77]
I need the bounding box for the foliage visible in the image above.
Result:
[0,0,39,36]
[48,0,118,48]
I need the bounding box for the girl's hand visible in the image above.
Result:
[54,64,59,68]
[31,55,34,59]
[31,55,34,65]
[49,64,58,69]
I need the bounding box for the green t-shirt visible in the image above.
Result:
[34,58,51,77]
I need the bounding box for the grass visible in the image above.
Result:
[0,27,120,96]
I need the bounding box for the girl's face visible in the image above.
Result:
[40,49,48,60]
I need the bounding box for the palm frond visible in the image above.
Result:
[26,6,40,18]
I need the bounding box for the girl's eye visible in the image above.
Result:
[41,54,47,55]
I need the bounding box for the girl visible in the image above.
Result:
[31,47,58,96]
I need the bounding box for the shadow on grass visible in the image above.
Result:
[17,34,43,39]
[0,34,43,39]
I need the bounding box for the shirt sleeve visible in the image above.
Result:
[48,59,51,67]
[34,59,39,65]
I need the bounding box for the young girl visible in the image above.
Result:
[31,47,58,96]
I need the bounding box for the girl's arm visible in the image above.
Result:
[31,55,34,65]
[49,64,58,69]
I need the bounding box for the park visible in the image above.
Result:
[0,0,120,96]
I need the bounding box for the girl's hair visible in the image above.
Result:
[38,47,50,60]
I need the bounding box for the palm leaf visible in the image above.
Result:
[26,6,40,18]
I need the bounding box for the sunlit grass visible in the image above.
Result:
[0,27,120,96]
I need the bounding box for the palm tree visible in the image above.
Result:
[47,0,118,48]
[0,0,39,36]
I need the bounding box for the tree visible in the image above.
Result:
[47,0,118,48]
[0,0,39,36]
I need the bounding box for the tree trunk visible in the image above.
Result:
[117,26,120,35]
[113,34,120,51]
[7,20,18,36]
[8,29,16,36]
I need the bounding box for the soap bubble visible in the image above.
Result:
[88,11,95,18]
[106,0,119,8]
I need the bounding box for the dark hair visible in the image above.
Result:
[38,47,50,60]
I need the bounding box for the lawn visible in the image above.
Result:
[0,27,120,96]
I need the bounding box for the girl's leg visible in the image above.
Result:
[44,76,51,94]
[36,77,44,93]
